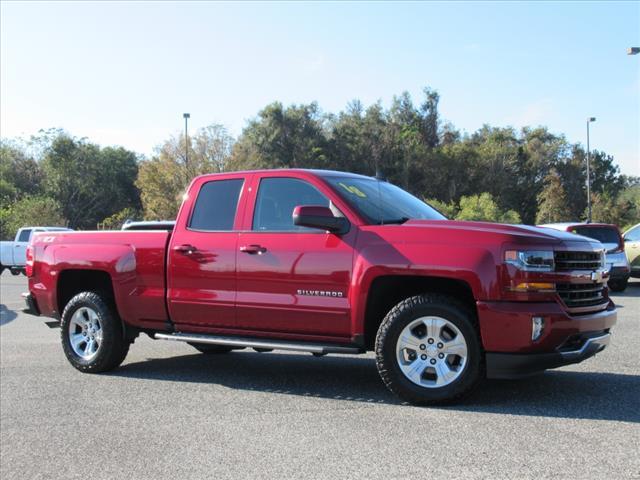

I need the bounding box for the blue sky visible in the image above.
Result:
[2,1,639,175]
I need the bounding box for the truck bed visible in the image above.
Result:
[30,230,171,330]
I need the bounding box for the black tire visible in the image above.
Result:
[608,279,628,292]
[10,268,20,276]
[60,292,130,373]
[188,343,236,354]
[375,293,483,405]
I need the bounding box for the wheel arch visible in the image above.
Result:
[57,269,137,341]
[57,269,116,314]
[362,275,477,350]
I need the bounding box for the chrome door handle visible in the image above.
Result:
[240,244,267,255]
[173,244,197,255]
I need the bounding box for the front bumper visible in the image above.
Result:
[486,331,610,379]
[477,300,616,378]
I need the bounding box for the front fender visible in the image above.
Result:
[349,231,500,336]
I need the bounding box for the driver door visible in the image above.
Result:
[235,175,357,339]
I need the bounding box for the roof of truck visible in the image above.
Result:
[197,169,376,180]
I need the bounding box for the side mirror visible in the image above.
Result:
[292,205,349,234]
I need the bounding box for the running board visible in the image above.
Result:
[153,332,362,355]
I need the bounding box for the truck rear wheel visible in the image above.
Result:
[60,292,129,373]
[375,293,483,405]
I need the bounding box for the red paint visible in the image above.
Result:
[28,169,616,355]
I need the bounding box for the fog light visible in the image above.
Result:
[532,316,544,341]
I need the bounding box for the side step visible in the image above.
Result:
[153,332,362,355]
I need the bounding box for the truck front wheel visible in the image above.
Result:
[60,292,130,373]
[375,294,483,405]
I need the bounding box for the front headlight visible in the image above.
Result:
[505,250,555,272]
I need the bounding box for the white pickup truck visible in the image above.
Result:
[1,227,72,275]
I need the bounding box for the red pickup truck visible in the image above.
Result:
[24,169,616,404]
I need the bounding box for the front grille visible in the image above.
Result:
[556,283,606,309]
[554,251,602,271]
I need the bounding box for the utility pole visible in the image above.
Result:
[586,117,596,223]
[183,113,190,171]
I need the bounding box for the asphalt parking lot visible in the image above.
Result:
[1,271,638,479]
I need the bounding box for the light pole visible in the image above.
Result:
[183,113,190,168]
[586,117,596,223]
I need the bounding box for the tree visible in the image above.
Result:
[0,142,42,203]
[40,135,141,229]
[617,185,640,230]
[425,198,458,218]
[536,169,569,224]
[98,207,141,230]
[456,193,521,223]
[588,192,636,227]
[1,196,66,240]
[229,102,328,171]
[136,123,234,219]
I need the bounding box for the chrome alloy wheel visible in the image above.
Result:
[68,307,103,360]
[395,316,468,388]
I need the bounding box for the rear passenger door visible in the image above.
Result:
[167,174,249,330]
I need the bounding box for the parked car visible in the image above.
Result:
[540,223,630,292]
[623,223,640,278]
[121,220,175,231]
[1,227,72,275]
[23,170,615,405]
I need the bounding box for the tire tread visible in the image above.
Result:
[60,291,129,373]
[375,293,483,405]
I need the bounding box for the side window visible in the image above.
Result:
[189,179,244,231]
[17,229,32,243]
[626,226,640,242]
[253,178,330,232]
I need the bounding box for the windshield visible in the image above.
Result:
[325,176,446,225]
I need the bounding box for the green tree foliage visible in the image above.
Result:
[229,102,328,171]
[41,135,141,229]
[1,196,66,240]
[98,207,141,230]
[136,123,234,219]
[617,185,640,230]
[536,169,569,224]
[455,193,521,223]
[0,142,42,203]
[588,192,638,228]
[229,88,631,225]
[425,198,458,219]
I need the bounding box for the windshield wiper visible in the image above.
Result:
[381,217,410,225]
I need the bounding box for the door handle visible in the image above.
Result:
[173,244,197,255]
[240,244,267,255]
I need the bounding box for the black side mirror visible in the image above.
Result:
[292,205,349,234]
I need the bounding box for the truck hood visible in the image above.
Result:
[391,219,600,247]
